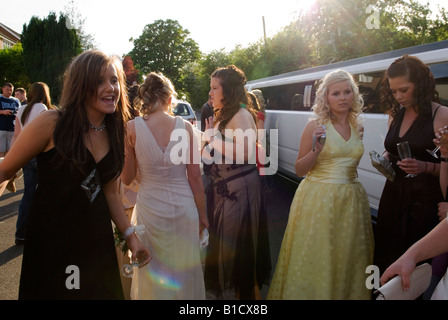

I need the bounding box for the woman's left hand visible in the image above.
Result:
[204,117,215,143]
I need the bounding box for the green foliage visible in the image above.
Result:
[129,19,200,99]
[127,1,448,110]
[21,12,82,104]
[295,0,448,65]
[0,43,30,89]
[63,0,96,51]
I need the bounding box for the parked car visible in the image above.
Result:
[173,101,197,126]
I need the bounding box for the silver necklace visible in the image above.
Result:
[89,121,106,132]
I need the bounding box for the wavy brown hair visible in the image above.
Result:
[211,65,256,132]
[20,82,52,126]
[381,54,439,121]
[53,50,130,178]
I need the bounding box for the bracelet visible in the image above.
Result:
[123,226,135,240]
[440,157,448,162]
[425,161,428,173]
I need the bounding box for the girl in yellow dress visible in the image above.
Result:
[267,69,374,300]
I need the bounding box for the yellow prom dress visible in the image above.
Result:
[267,121,374,300]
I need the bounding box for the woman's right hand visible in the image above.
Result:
[126,234,152,268]
[204,117,215,143]
[312,125,326,153]
[433,125,448,155]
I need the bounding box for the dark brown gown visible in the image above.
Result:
[204,161,271,299]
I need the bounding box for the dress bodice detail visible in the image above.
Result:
[306,121,363,184]
[134,116,189,187]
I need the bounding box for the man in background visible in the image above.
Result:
[14,88,27,106]
[200,95,213,132]
[0,83,21,192]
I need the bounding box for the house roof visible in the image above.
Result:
[0,22,21,43]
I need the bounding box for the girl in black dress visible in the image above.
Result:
[0,50,151,299]
[374,55,448,276]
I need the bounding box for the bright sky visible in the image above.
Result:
[1,0,313,56]
[1,0,446,57]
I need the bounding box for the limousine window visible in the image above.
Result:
[436,78,448,106]
[256,71,447,115]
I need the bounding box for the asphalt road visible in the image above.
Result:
[0,174,297,300]
[0,177,24,300]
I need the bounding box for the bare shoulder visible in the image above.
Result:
[228,108,256,130]
[24,109,59,137]
[435,103,448,115]
[126,118,136,131]
[303,119,318,133]
[37,109,59,124]
[182,117,194,132]
[433,103,448,127]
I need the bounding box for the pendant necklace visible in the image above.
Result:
[89,121,106,132]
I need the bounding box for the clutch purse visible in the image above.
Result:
[375,263,432,300]
[369,150,395,182]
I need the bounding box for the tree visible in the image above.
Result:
[21,12,82,104]
[122,55,140,86]
[0,43,30,89]
[254,24,311,78]
[295,0,448,66]
[129,19,200,95]
[64,0,96,51]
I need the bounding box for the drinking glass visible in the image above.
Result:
[427,126,448,158]
[396,141,416,178]
[121,261,140,278]
[312,125,326,152]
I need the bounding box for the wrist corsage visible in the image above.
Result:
[113,224,145,254]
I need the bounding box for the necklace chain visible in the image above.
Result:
[89,121,106,132]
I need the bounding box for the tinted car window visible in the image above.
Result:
[173,103,191,116]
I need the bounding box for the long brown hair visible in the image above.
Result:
[381,54,439,121]
[53,50,130,178]
[20,82,52,126]
[211,65,256,132]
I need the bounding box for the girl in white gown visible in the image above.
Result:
[121,72,208,300]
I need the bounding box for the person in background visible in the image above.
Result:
[267,69,374,299]
[121,72,207,300]
[14,88,27,106]
[250,89,266,131]
[200,95,214,133]
[0,83,21,193]
[12,82,51,246]
[374,55,448,281]
[248,91,267,175]
[203,65,271,300]
[0,50,151,299]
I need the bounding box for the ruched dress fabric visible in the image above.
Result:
[19,148,124,300]
[130,116,205,300]
[204,151,271,299]
[267,122,374,300]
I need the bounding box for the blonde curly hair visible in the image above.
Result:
[134,72,177,116]
[311,69,364,132]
